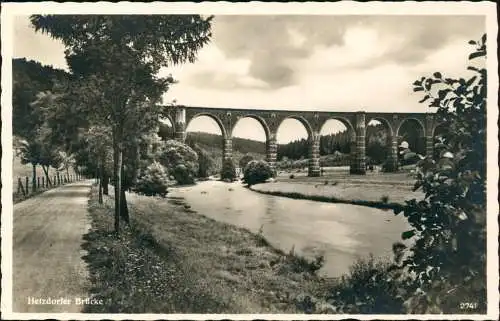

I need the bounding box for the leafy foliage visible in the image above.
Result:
[134,161,169,197]
[172,164,195,185]
[30,14,213,231]
[12,58,69,139]
[193,144,215,178]
[158,140,199,184]
[243,160,274,186]
[327,256,405,314]
[220,158,237,182]
[238,154,254,170]
[393,34,487,313]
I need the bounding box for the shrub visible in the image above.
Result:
[220,158,236,182]
[243,160,274,186]
[172,164,195,185]
[326,255,405,314]
[134,161,169,197]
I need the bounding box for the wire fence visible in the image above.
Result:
[14,172,85,203]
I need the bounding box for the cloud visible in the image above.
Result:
[11,14,487,143]
[206,15,485,89]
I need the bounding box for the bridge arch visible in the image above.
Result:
[276,115,313,139]
[366,116,394,137]
[396,117,425,137]
[432,121,447,137]
[364,116,395,170]
[319,117,355,137]
[185,112,228,139]
[230,114,270,141]
[396,117,426,156]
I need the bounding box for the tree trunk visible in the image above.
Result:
[133,143,141,186]
[101,152,109,195]
[42,165,51,186]
[103,173,109,195]
[120,187,130,225]
[113,136,123,233]
[32,164,37,192]
[98,160,103,204]
[119,163,131,225]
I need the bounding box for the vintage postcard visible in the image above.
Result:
[1,1,498,320]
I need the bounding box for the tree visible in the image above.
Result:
[242,160,274,186]
[393,34,487,313]
[221,158,236,182]
[12,58,69,140]
[82,125,114,203]
[193,144,214,178]
[57,150,76,179]
[31,15,213,233]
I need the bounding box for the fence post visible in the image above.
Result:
[25,177,29,194]
[42,176,45,188]
[18,177,26,196]
[57,173,60,185]
[37,177,40,189]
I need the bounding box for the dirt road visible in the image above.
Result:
[12,180,93,313]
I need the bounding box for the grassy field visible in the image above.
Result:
[83,185,334,313]
[253,167,424,207]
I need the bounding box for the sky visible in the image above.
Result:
[13,15,485,143]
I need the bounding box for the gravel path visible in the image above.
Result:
[12,180,93,313]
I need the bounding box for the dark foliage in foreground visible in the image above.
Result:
[221,158,237,182]
[243,160,275,186]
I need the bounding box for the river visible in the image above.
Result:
[168,180,411,278]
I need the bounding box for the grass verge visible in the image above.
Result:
[82,186,330,313]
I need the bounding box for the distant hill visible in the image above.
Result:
[186,132,266,153]
[185,132,266,169]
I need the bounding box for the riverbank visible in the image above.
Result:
[250,174,424,210]
[83,185,335,313]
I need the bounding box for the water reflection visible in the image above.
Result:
[168,181,410,277]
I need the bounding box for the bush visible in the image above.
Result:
[393,34,487,313]
[220,158,236,182]
[134,161,169,197]
[157,140,198,179]
[243,160,274,186]
[326,255,405,314]
[172,164,195,185]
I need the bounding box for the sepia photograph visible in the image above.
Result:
[1,2,498,320]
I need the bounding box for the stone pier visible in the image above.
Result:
[308,132,321,177]
[266,134,278,173]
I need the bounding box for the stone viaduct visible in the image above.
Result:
[162,106,440,176]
